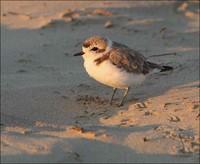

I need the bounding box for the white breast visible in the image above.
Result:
[84,59,146,89]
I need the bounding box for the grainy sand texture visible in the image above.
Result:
[1,1,199,163]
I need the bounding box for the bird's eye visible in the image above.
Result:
[91,47,98,51]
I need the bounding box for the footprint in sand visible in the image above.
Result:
[16,59,32,73]
[119,118,136,127]
[166,114,181,122]
[2,11,32,20]
[17,59,32,64]
[75,95,109,106]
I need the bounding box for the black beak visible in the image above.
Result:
[73,51,85,56]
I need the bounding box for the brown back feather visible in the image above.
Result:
[109,42,150,75]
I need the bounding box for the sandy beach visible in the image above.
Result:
[1,1,199,163]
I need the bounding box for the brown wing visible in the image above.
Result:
[109,42,150,75]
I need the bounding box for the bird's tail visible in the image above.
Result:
[147,61,173,73]
[160,65,173,72]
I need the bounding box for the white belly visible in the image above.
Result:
[84,60,145,89]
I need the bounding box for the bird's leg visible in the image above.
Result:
[110,88,117,105]
[118,87,130,107]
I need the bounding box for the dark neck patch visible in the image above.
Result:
[94,54,110,65]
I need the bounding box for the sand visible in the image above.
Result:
[1,1,199,163]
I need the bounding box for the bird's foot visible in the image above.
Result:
[117,102,124,107]
[109,100,113,106]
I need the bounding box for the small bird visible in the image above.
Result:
[74,36,173,107]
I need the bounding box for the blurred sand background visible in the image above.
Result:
[1,1,199,163]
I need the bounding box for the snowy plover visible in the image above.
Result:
[74,36,173,106]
